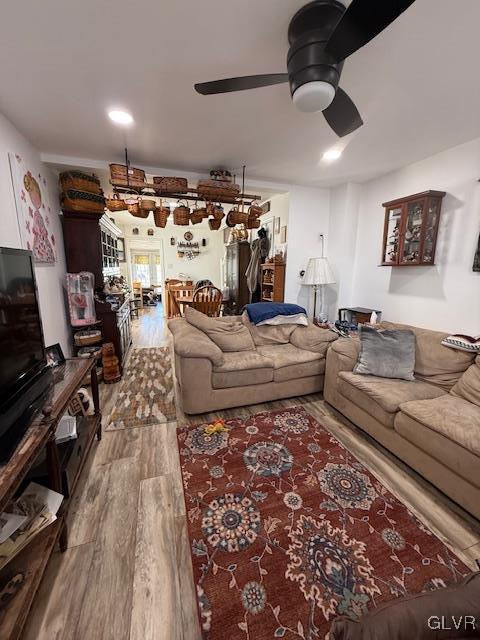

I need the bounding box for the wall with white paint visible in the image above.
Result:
[348,137,480,334]
[0,112,70,354]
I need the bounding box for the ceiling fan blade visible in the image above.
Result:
[322,87,363,137]
[325,0,416,62]
[194,74,288,95]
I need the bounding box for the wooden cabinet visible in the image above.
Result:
[225,242,251,313]
[95,297,131,369]
[381,190,446,266]
[261,263,285,302]
[62,210,131,367]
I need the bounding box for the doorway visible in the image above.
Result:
[130,251,163,288]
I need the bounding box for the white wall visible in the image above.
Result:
[285,186,331,314]
[258,192,290,257]
[0,112,70,354]
[332,138,480,334]
[113,220,225,287]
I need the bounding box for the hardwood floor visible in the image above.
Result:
[22,307,480,640]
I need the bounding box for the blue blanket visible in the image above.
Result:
[245,302,307,325]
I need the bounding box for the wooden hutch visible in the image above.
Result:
[381,190,446,266]
[61,211,132,367]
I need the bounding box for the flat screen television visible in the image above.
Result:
[0,247,52,463]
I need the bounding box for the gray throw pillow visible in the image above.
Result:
[354,325,416,381]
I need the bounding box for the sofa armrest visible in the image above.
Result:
[290,324,338,357]
[168,318,224,366]
[324,337,360,406]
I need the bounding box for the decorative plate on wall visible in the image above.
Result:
[184,231,193,241]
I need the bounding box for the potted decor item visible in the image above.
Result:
[66,272,96,326]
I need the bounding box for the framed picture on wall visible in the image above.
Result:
[223,227,231,245]
[274,217,280,234]
[280,225,287,244]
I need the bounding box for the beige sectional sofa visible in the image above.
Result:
[324,322,480,520]
[169,313,337,415]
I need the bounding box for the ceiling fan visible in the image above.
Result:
[194,0,415,137]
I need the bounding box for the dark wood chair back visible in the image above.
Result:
[192,286,223,317]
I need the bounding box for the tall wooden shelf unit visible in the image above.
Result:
[0,358,101,640]
[261,263,285,302]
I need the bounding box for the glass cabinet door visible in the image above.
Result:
[399,199,425,265]
[382,206,402,264]
[421,198,440,264]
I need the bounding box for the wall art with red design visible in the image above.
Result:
[9,152,57,264]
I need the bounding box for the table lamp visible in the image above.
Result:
[303,257,336,322]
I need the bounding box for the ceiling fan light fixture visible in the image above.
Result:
[292,81,336,113]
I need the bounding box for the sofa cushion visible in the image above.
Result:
[185,307,254,352]
[168,318,224,366]
[257,344,324,383]
[338,371,446,428]
[354,325,416,381]
[399,394,480,458]
[379,321,475,390]
[451,355,480,407]
[212,351,273,389]
[395,403,480,488]
[242,311,296,346]
[290,324,338,355]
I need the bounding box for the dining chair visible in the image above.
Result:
[192,285,223,317]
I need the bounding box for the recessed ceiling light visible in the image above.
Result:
[322,147,342,162]
[108,109,134,125]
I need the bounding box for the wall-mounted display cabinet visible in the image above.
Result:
[381,190,446,266]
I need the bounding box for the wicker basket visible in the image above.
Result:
[153,176,188,193]
[173,202,190,225]
[228,207,249,225]
[128,203,149,219]
[247,216,261,229]
[197,184,241,201]
[138,197,156,211]
[74,329,102,347]
[190,211,203,225]
[78,345,102,358]
[208,217,222,230]
[110,163,146,187]
[61,190,105,214]
[153,206,170,228]
[106,192,126,212]
[248,203,263,218]
[212,206,225,220]
[60,171,103,195]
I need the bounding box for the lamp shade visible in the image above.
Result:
[303,257,336,286]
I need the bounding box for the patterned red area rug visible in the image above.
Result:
[177,407,469,639]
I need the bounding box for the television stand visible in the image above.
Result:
[0,357,101,640]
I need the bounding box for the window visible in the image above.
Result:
[131,252,162,287]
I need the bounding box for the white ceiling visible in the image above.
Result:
[1,0,480,187]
